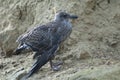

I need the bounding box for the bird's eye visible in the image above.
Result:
[63,14,67,17]
[60,13,68,18]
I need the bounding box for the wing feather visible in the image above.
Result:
[16,22,58,50]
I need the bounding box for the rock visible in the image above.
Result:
[79,51,91,60]
[0,64,4,69]
[13,63,19,67]
[9,68,26,80]
[5,67,15,74]
[11,61,16,64]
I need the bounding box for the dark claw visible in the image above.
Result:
[53,61,63,66]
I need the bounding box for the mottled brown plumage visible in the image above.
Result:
[14,11,78,79]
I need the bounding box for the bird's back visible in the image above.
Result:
[17,20,72,51]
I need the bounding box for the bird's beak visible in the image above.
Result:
[69,15,78,19]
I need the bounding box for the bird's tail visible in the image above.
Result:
[13,44,27,55]
[24,45,58,79]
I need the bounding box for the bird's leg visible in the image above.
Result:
[49,59,63,71]
[49,46,63,71]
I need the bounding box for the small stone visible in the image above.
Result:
[6,68,15,73]
[9,68,27,80]
[91,67,94,70]
[105,60,112,65]
[79,51,91,59]
[13,64,19,67]
[0,64,4,69]
[11,61,16,64]
[20,60,25,63]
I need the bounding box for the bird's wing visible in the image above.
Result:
[16,22,59,50]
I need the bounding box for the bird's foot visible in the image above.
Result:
[51,61,63,71]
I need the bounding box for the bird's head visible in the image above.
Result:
[54,12,78,21]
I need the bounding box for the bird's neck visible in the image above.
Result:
[54,18,71,27]
[54,18,69,23]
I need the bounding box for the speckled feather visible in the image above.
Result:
[15,12,78,78]
[16,20,72,51]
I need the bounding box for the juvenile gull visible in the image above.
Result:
[14,11,78,79]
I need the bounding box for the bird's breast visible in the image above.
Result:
[55,21,72,43]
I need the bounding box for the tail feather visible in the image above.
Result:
[24,45,58,79]
[26,53,49,78]
[14,48,24,55]
[14,44,27,55]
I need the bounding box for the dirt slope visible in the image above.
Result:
[0,0,120,80]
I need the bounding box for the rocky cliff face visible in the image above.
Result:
[0,0,120,80]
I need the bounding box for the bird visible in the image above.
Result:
[13,11,78,79]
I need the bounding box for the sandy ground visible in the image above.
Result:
[0,0,120,80]
[0,50,120,80]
